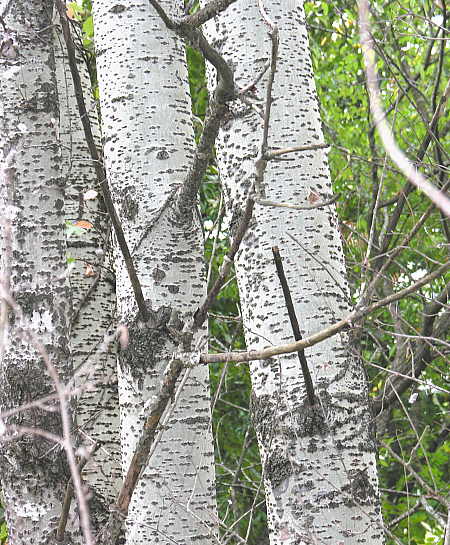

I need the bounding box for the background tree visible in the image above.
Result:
[54,4,121,526]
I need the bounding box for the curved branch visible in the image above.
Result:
[199,260,450,364]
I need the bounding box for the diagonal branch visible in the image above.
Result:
[182,0,238,27]
[194,3,280,326]
[96,353,187,545]
[147,0,235,221]
[199,260,450,364]
[272,247,316,405]
[55,0,149,321]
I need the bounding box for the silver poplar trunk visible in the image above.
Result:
[204,1,385,544]
[53,11,121,523]
[0,1,81,543]
[93,1,216,543]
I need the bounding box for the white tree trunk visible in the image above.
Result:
[0,1,81,543]
[53,12,121,523]
[93,1,216,543]
[205,1,385,544]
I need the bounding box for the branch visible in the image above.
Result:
[194,4,280,326]
[359,1,450,217]
[272,247,316,405]
[373,281,450,411]
[182,0,238,27]
[96,355,186,545]
[256,194,338,211]
[199,260,450,364]
[0,289,94,544]
[381,441,450,508]
[147,0,235,221]
[194,196,254,327]
[265,142,329,159]
[55,0,149,321]
[148,0,234,103]
[56,452,94,543]
[176,101,229,218]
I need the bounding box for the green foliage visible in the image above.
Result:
[305,2,449,543]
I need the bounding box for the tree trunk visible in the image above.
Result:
[93,1,216,543]
[53,11,121,526]
[205,1,385,543]
[0,1,80,543]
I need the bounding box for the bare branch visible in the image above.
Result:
[266,142,329,159]
[256,194,338,211]
[200,260,450,364]
[0,289,94,544]
[176,101,229,218]
[182,0,238,27]
[194,3,281,326]
[96,354,186,545]
[381,441,450,508]
[272,247,316,405]
[194,196,254,327]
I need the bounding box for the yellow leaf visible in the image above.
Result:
[66,5,75,19]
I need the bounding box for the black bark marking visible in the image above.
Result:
[250,391,276,444]
[265,449,292,490]
[120,305,172,382]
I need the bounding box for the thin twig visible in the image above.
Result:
[56,451,96,543]
[0,290,94,544]
[381,441,450,508]
[272,247,316,405]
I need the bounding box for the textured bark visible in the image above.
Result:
[0,1,80,543]
[53,11,121,523]
[204,1,385,544]
[93,1,216,544]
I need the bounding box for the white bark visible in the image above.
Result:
[205,1,385,544]
[93,1,216,543]
[0,1,81,543]
[53,13,121,522]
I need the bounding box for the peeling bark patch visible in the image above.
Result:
[265,449,292,490]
